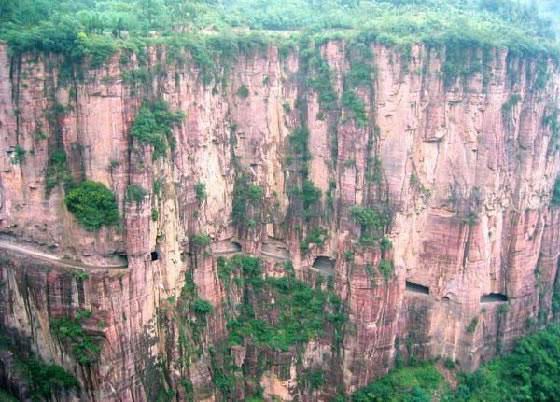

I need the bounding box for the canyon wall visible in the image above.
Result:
[0,38,559,401]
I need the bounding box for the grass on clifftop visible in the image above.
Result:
[0,0,559,69]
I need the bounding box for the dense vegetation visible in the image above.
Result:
[220,255,346,352]
[50,309,104,366]
[450,325,560,401]
[64,180,120,230]
[1,0,559,66]
[131,99,184,159]
[0,333,79,400]
[352,325,560,402]
[352,362,443,402]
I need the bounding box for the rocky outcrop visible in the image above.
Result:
[0,38,559,400]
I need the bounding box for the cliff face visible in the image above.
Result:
[0,39,559,401]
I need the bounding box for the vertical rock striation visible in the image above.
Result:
[0,39,559,400]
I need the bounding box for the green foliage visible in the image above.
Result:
[46,150,72,192]
[0,390,19,402]
[345,39,375,87]
[501,94,522,121]
[342,90,368,128]
[301,368,326,391]
[378,259,394,281]
[236,84,249,98]
[442,41,484,87]
[72,270,90,281]
[351,205,391,243]
[121,67,153,86]
[466,317,479,334]
[11,145,26,165]
[50,309,102,366]
[462,211,479,227]
[223,255,346,352]
[352,362,443,402]
[543,108,560,147]
[380,237,393,252]
[126,184,148,205]
[0,332,79,400]
[195,182,207,203]
[451,325,560,402]
[193,298,213,316]
[34,130,48,141]
[153,178,163,196]
[368,156,384,185]
[3,16,116,67]
[290,179,323,220]
[17,356,80,400]
[288,126,311,164]
[351,206,389,229]
[3,0,560,75]
[354,325,560,401]
[191,234,211,247]
[300,227,328,253]
[64,180,119,231]
[443,358,456,369]
[151,208,159,221]
[231,175,264,227]
[131,99,184,159]
[305,47,338,111]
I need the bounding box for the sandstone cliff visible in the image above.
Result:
[0,38,559,401]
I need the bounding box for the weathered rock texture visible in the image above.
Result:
[0,39,560,401]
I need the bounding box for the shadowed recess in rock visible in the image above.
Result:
[211,240,242,255]
[480,293,509,303]
[405,281,430,295]
[312,256,335,276]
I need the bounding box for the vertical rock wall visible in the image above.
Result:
[0,40,559,400]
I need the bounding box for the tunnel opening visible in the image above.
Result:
[150,251,160,261]
[312,256,335,275]
[405,281,430,295]
[480,293,508,303]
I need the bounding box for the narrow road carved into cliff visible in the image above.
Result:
[0,239,127,271]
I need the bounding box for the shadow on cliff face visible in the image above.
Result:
[405,281,430,295]
[0,326,79,401]
[312,256,335,276]
[480,293,509,303]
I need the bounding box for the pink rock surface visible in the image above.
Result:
[0,41,559,400]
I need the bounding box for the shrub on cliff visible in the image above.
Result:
[64,180,119,230]
[50,310,102,366]
[131,99,185,159]
[552,177,560,206]
[223,255,346,352]
[18,356,80,400]
[351,205,391,243]
[193,298,213,316]
[231,175,264,226]
[126,184,148,205]
[352,362,443,402]
[0,331,79,401]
